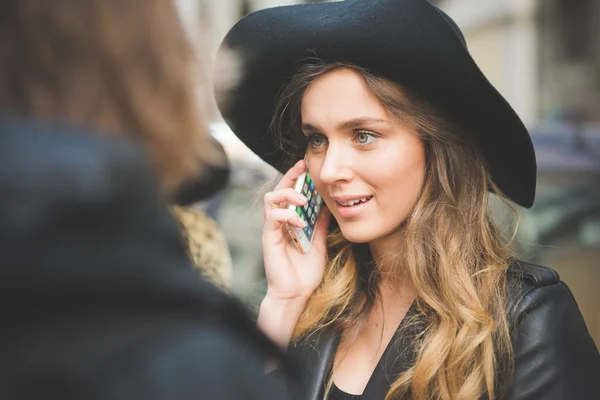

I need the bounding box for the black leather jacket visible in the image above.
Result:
[288,261,600,399]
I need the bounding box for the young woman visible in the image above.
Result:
[217,0,600,399]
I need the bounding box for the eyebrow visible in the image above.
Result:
[301,117,388,133]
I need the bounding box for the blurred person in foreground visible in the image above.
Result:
[0,0,291,399]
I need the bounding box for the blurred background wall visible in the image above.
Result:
[176,0,600,347]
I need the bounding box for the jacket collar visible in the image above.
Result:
[289,301,420,400]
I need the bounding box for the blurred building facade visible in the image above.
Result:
[437,0,600,125]
[177,0,600,345]
[178,0,317,54]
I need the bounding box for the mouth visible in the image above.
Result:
[335,196,373,207]
[332,195,373,219]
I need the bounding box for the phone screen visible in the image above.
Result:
[294,172,322,241]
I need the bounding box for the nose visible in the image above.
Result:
[319,145,353,184]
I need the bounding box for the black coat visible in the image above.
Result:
[289,263,600,399]
[0,120,290,400]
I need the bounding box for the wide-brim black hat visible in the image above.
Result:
[216,0,536,208]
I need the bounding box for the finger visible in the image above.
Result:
[269,208,307,230]
[264,188,308,210]
[274,159,306,190]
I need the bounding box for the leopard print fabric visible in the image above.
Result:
[171,205,232,290]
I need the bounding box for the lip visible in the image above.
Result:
[331,195,373,219]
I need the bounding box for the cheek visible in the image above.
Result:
[373,146,426,205]
[306,156,323,184]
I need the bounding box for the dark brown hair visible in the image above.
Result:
[0,0,210,192]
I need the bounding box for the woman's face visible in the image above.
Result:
[301,68,426,244]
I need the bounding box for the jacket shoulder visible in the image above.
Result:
[505,259,566,322]
[506,259,561,308]
[505,260,600,399]
[507,259,559,289]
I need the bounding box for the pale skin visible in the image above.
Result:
[258,69,425,395]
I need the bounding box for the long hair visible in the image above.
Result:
[0,0,210,193]
[272,60,518,400]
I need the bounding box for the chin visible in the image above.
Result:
[338,218,405,245]
[338,224,379,244]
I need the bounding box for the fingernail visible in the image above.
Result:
[298,194,308,203]
[299,218,307,227]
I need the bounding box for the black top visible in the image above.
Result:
[0,120,292,400]
[330,384,362,400]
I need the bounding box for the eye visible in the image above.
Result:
[307,133,327,149]
[354,130,377,145]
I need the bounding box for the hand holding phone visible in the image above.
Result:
[286,170,323,254]
[261,159,330,305]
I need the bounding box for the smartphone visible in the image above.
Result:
[286,170,323,254]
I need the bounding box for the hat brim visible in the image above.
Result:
[217,0,536,207]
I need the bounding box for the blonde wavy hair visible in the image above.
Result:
[272,60,518,400]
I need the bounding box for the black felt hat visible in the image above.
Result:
[216,0,537,208]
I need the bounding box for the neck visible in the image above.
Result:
[368,231,416,305]
[368,231,406,278]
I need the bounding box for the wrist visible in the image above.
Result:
[263,289,311,308]
[257,294,308,349]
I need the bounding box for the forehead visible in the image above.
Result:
[300,68,389,124]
